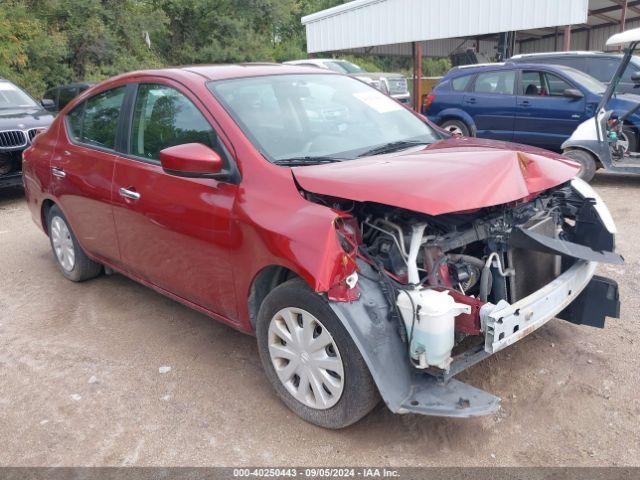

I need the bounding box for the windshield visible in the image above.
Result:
[0,81,38,109]
[209,74,438,163]
[561,68,607,94]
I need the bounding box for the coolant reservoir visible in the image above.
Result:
[397,289,471,370]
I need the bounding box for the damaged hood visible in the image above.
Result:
[292,138,580,216]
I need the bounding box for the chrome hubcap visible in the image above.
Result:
[444,124,463,136]
[51,216,75,272]
[619,132,630,153]
[268,307,344,410]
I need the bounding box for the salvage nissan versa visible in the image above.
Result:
[22,65,622,428]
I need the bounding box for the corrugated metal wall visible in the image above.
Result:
[517,19,640,53]
[342,20,640,59]
[303,0,588,53]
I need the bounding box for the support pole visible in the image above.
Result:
[620,0,628,33]
[563,25,572,51]
[413,41,423,112]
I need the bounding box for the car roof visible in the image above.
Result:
[510,51,622,59]
[446,61,588,77]
[109,63,335,82]
[286,59,343,63]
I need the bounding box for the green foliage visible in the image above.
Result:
[0,0,451,98]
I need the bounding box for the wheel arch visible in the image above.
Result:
[436,109,476,136]
[40,198,56,235]
[247,265,303,331]
[562,144,604,168]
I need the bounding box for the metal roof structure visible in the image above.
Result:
[302,0,640,57]
[302,0,589,54]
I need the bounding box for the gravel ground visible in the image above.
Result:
[0,172,639,467]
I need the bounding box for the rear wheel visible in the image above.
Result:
[256,279,379,429]
[47,205,102,282]
[563,149,598,182]
[620,127,638,154]
[440,119,471,137]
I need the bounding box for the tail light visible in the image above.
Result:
[422,94,435,113]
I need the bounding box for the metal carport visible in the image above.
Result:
[301,0,590,110]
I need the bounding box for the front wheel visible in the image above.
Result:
[256,279,380,429]
[563,149,598,182]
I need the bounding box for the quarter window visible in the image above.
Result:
[451,75,471,91]
[472,71,515,95]
[66,86,125,150]
[130,84,219,161]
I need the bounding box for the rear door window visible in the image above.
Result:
[65,86,126,150]
[521,71,544,95]
[472,71,515,95]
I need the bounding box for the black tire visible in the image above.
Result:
[621,126,638,153]
[47,205,102,282]
[563,149,597,182]
[256,278,380,429]
[440,119,471,137]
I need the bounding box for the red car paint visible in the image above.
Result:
[21,65,579,334]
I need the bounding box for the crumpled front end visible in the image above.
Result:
[312,178,621,418]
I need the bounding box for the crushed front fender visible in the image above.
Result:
[328,263,500,418]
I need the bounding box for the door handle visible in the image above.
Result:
[466,98,477,104]
[519,100,531,107]
[51,167,66,178]
[119,187,141,201]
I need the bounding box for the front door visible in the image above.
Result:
[514,70,586,150]
[50,86,126,264]
[463,69,516,141]
[111,82,239,319]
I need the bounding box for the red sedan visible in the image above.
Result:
[23,65,621,428]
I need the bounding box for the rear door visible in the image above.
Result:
[111,80,239,319]
[463,69,516,141]
[50,86,126,264]
[514,69,586,150]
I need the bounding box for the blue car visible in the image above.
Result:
[424,62,640,152]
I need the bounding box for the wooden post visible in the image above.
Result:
[563,25,572,51]
[554,27,559,51]
[620,0,628,32]
[413,41,423,112]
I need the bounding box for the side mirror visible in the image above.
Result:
[563,88,584,99]
[41,98,56,111]
[160,143,224,178]
[632,72,640,85]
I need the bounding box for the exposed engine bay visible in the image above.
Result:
[306,179,622,377]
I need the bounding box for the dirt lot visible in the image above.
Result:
[0,173,639,467]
